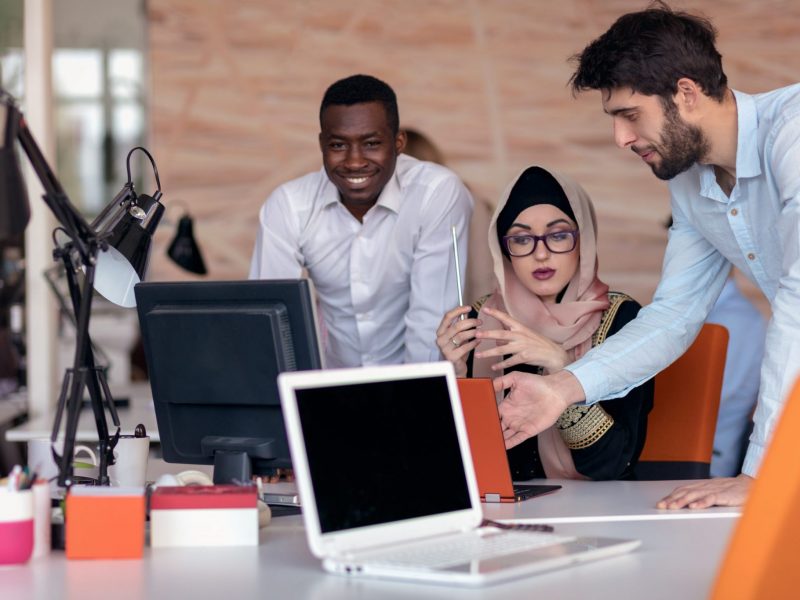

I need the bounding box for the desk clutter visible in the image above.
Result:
[1,463,270,564]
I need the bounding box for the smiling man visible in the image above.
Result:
[493,3,800,509]
[250,74,473,368]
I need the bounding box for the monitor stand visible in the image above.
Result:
[201,436,301,516]
[201,435,276,484]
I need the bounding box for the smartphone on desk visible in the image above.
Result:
[261,491,300,507]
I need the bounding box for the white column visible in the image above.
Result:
[23,0,58,418]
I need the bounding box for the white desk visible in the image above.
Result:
[3,480,738,600]
[5,382,159,443]
[484,479,740,523]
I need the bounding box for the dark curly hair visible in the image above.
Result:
[319,74,399,134]
[569,1,728,103]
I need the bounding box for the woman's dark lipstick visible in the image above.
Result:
[533,268,555,280]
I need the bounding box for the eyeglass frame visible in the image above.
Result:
[501,229,579,257]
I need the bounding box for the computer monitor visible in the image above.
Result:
[134,279,322,484]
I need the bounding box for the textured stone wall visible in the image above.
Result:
[147,0,800,311]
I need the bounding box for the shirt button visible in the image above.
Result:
[748,253,756,260]
[730,208,738,216]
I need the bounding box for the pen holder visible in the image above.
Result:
[0,489,34,565]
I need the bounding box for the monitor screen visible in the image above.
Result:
[134,279,322,481]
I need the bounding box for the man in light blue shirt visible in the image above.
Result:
[706,277,767,478]
[494,4,800,508]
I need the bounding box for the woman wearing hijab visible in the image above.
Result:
[436,166,653,480]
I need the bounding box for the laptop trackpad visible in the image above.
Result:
[442,537,641,575]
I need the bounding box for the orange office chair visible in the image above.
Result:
[710,376,800,600]
[634,323,728,480]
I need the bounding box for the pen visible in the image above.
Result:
[451,225,465,320]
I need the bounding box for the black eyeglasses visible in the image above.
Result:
[502,230,579,257]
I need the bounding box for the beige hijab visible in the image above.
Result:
[474,166,610,479]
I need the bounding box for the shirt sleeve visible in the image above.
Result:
[248,186,304,280]
[565,196,731,403]
[742,112,800,476]
[403,174,474,363]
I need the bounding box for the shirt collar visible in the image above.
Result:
[374,167,402,214]
[697,90,761,200]
[732,89,761,179]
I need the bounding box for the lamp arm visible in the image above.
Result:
[14,110,98,263]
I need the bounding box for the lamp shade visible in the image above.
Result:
[0,102,30,241]
[167,215,207,275]
[93,192,164,307]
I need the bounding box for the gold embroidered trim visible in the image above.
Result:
[554,291,629,450]
[556,404,615,450]
[471,294,492,313]
[592,291,633,346]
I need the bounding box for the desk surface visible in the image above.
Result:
[4,480,737,600]
[5,382,159,443]
[484,479,740,523]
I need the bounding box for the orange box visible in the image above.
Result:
[65,487,145,559]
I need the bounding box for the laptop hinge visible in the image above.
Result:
[484,493,501,503]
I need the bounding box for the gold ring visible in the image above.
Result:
[451,337,460,348]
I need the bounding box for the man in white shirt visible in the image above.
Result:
[250,74,473,368]
[494,4,800,508]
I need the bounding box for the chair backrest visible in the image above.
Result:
[710,376,800,600]
[635,323,728,480]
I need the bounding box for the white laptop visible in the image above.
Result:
[278,361,640,586]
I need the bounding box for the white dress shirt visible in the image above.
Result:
[567,84,800,477]
[249,154,473,368]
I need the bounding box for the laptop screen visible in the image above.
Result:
[295,374,472,534]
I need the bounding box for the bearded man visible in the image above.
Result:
[494,2,800,510]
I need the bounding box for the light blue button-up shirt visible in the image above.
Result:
[567,84,800,477]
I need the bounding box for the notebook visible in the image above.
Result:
[457,378,561,503]
[278,361,640,586]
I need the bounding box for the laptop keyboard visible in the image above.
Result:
[359,529,575,569]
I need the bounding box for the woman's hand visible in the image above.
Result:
[436,306,481,377]
[474,306,569,373]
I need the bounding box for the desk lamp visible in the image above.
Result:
[0,89,165,487]
[167,211,207,275]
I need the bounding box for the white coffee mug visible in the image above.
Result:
[26,438,98,485]
[108,435,150,487]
